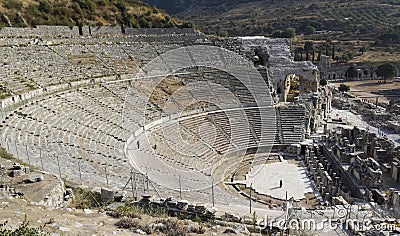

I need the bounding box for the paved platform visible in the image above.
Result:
[241,161,313,200]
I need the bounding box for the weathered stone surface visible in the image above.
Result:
[100,188,115,203]
[10,170,23,177]
[233,225,250,235]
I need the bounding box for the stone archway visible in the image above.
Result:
[270,63,319,103]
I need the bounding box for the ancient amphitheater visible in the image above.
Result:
[0,26,331,213]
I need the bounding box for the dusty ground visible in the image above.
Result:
[0,198,129,235]
[331,79,400,104]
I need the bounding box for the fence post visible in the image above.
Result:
[105,166,109,188]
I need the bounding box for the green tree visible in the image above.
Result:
[320,78,328,86]
[376,62,398,83]
[304,25,316,35]
[272,28,295,38]
[272,30,283,38]
[304,41,313,61]
[219,30,229,37]
[283,27,296,38]
[4,0,22,9]
[139,17,150,28]
[346,66,358,79]
[338,84,350,92]
[38,0,53,13]
[295,47,303,61]
[317,51,322,61]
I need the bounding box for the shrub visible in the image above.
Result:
[153,8,160,14]
[0,147,14,160]
[139,17,150,28]
[97,0,109,6]
[338,84,350,92]
[38,0,53,13]
[0,221,48,235]
[107,205,142,219]
[115,217,139,229]
[70,188,101,209]
[3,0,23,9]
[346,66,358,78]
[155,219,188,236]
[320,78,328,86]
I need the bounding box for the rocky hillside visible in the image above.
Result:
[143,0,400,39]
[0,0,192,28]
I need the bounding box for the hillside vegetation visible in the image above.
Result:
[144,0,400,40]
[0,0,192,28]
[144,0,400,63]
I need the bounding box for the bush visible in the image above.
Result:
[107,205,142,219]
[0,147,14,160]
[219,30,229,37]
[155,219,188,236]
[97,0,109,6]
[78,0,96,13]
[0,221,48,235]
[115,217,139,229]
[153,8,160,14]
[38,0,53,13]
[139,17,150,28]
[108,204,168,219]
[70,188,101,209]
[3,0,22,9]
[346,66,358,78]
[272,28,296,38]
[320,78,328,86]
[338,84,350,92]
